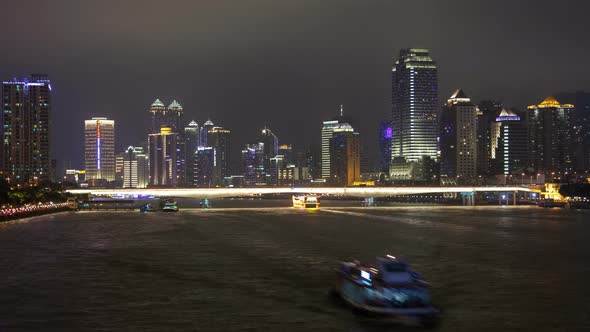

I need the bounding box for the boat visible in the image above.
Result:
[333,255,439,326]
[139,203,158,212]
[161,200,179,212]
[292,194,320,209]
[537,199,566,208]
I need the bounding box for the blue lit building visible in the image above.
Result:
[193,146,215,187]
[379,121,392,172]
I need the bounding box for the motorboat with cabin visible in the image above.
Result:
[292,194,320,209]
[333,255,439,326]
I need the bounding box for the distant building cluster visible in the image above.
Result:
[3,47,590,188]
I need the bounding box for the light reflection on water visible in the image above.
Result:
[0,201,589,331]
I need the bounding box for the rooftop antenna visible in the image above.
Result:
[340,104,343,117]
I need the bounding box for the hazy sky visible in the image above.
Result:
[1,0,589,170]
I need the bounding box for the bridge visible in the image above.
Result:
[67,186,536,205]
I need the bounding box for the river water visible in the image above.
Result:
[0,201,589,331]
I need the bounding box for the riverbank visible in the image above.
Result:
[0,203,69,222]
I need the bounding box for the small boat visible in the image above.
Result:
[333,255,439,326]
[292,194,320,209]
[140,203,158,212]
[161,200,179,212]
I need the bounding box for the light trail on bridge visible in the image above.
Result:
[67,186,534,199]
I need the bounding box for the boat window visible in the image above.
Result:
[383,263,407,272]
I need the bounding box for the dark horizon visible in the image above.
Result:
[2,0,590,171]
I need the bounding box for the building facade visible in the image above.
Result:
[148,127,178,186]
[123,146,149,188]
[490,109,529,176]
[208,126,231,186]
[184,120,199,186]
[193,146,215,187]
[321,105,354,179]
[527,96,574,175]
[84,117,115,182]
[390,48,438,180]
[329,129,360,186]
[439,89,478,183]
[1,75,52,183]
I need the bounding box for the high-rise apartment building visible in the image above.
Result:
[260,127,278,174]
[439,89,478,182]
[1,75,52,183]
[150,99,184,133]
[199,119,214,147]
[527,96,574,174]
[242,143,265,186]
[476,100,503,176]
[390,48,438,180]
[84,117,115,182]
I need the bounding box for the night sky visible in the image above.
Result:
[1,0,589,172]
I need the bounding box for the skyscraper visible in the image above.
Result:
[439,89,478,183]
[242,143,264,186]
[329,128,361,186]
[199,119,214,147]
[150,99,184,133]
[148,127,178,186]
[260,127,278,174]
[208,126,231,186]
[84,117,115,182]
[193,146,215,187]
[379,121,393,173]
[476,100,503,177]
[490,109,529,176]
[184,120,199,187]
[527,96,574,175]
[1,75,52,183]
[123,146,149,188]
[390,48,438,180]
[321,105,353,179]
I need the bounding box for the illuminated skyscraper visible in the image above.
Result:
[390,49,438,180]
[199,119,214,147]
[329,128,360,186]
[149,99,184,133]
[476,100,503,176]
[1,75,52,183]
[184,120,199,186]
[379,121,393,172]
[260,127,278,174]
[193,146,215,187]
[84,117,115,182]
[208,126,231,186]
[148,127,178,186]
[321,105,353,179]
[490,109,528,176]
[242,143,265,186]
[527,96,574,174]
[123,146,149,188]
[439,89,478,182]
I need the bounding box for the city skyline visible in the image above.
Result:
[2,1,590,171]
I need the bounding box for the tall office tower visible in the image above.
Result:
[554,91,590,172]
[321,105,354,179]
[184,120,199,186]
[1,75,52,183]
[123,146,149,188]
[84,117,115,182]
[390,48,438,180]
[193,146,215,187]
[379,121,393,173]
[329,128,361,186]
[115,152,125,187]
[477,100,503,176]
[527,96,574,175]
[259,127,278,173]
[439,89,478,183]
[489,109,529,176]
[199,119,214,147]
[242,143,265,186]
[148,127,178,186]
[149,99,184,133]
[208,126,231,186]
